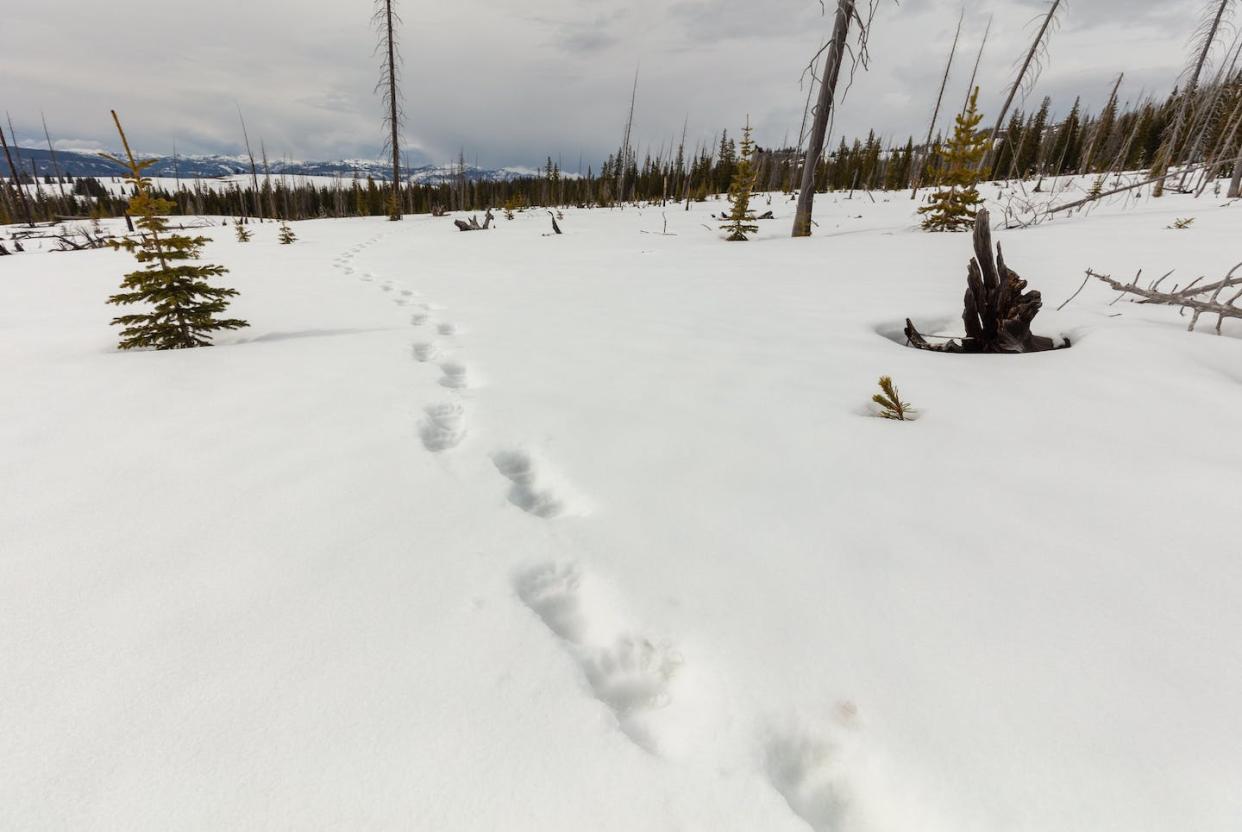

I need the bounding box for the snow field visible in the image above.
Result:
[3,185,1242,830]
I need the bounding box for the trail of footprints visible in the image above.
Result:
[335,232,865,831]
[515,558,863,829]
[333,233,577,518]
[515,562,680,754]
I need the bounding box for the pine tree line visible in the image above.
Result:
[4,71,1240,227]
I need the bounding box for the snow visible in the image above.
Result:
[2,185,1241,831]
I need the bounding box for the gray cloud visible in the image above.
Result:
[3,0,1210,168]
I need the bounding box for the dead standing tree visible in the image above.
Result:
[911,6,965,197]
[980,0,1066,175]
[374,0,404,220]
[958,15,993,121]
[0,123,35,227]
[793,0,862,237]
[1151,0,1235,196]
[234,105,263,219]
[616,67,639,207]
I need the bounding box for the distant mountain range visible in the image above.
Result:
[2,146,541,184]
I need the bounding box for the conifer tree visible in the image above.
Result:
[920,88,986,232]
[278,221,296,244]
[104,111,247,350]
[721,120,759,241]
[1016,97,1050,178]
[234,219,252,242]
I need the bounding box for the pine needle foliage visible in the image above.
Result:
[234,219,252,242]
[920,88,986,232]
[872,376,915,421]
[103,111,247,350]
[722,118,759,241]
[278,221,297,244]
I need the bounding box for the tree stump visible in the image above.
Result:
[453,209,493,232]
[905,209,1064,353]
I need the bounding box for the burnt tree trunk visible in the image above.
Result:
[905,209,1061,353]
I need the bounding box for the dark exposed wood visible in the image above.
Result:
[548,211,563,235]
[905,209,1065,353]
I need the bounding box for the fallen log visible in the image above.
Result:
[905,209,1066,353]
[1085,262,1242,334]
[453,209,494,231]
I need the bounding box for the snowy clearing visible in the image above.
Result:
[3,190,1241,831]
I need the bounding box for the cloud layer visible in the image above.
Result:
[4,0,1213,167]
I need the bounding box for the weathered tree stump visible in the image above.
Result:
[453,209,494,232]
[905,208,1064,353]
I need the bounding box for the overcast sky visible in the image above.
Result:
[3,0,1219,168]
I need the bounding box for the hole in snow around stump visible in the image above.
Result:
[875,317,1072,355]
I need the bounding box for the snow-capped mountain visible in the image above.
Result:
[3,147,541,183]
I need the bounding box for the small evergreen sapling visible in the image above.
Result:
[872,376,915,420]
[721,119,759,241]
[234,219,252,242]
[103,111,248,350]
[920,88,986,232]
[278,221,296,244]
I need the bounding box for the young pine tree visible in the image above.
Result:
[278,221,296,244]
[920,88,986,232]
[721,119,759,241]
[234,218,252,242]
[104,111,247,350]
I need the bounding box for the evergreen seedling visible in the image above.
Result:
[278,221,296,244]
[920,88,986,232]
[234,219,252,242]
[872,376,915,421]
[721,118,759,241]
[103,111,248,350]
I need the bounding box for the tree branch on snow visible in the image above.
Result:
[1085,262,1242,333]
